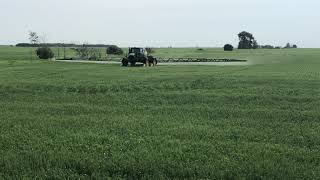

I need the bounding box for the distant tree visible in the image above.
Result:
[224,44,234,51]
[285,43,291,48]
[36,47,54,59]
[238,31,257,49]
[284,43,298,49]
[261,45,274,49]
[28,31,39,45]
[253,40,259,49]
[107,45,123,55]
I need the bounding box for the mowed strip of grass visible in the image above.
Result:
[0,48,320,179]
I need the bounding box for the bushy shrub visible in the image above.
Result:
[36,47,54,59]
[224,44,234,51]
[106,45,123,55]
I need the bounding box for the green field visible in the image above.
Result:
[0,46,319,179]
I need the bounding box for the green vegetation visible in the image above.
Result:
[238,31,259,49]
[36,47,55,59]
[224,44,234,51]
[107,45,124,55]
[0,46,319,179]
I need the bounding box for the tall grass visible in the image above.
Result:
[0,47,320,179]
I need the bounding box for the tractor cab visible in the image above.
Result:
[129,47,146,56]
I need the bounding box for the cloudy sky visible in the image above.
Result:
[1,0,319,47]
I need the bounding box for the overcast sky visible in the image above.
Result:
[1,0,319,47]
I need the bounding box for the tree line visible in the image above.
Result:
[224,31,298,51]
[26,31,300,59]
[16,43,112,48]
[25,31,126,60]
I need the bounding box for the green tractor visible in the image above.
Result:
[122,47,157,66]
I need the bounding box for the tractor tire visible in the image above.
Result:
[128,56,136,66]
[147,56,158,66]
[122,58,129,66]
[154,58,158,65]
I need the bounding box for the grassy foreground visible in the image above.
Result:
[0,47,320,179]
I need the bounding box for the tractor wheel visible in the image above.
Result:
[128,56,136,66]
[122,58,129,66]
[154,58,158,65]
[148,56,157,66]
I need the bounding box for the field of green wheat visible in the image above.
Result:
[0,46,319,179]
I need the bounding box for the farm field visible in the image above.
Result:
[0,46,320,179]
